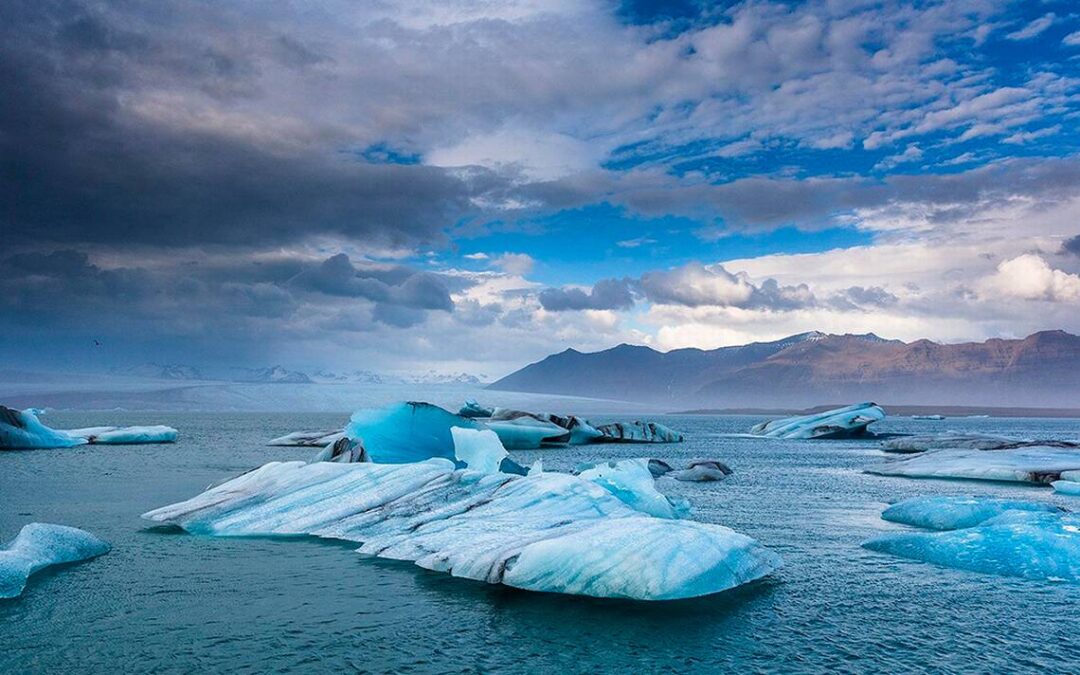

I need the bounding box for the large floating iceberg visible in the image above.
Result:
[0,406,178,450]
[749,403,886,439]
[881,433,1080,454]
[1,523,110,598]
[863,496,1080,582]
[866,446,1080,484]
[143,459,781,601]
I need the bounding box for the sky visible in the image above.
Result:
[2,0,1080,377]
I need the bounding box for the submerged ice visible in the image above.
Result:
[863,496,1080,583]
[1,523,110,598]
[749,403,886,439]
[866,446,1080,484]
[143,460,781,601]
[0,406,178,450]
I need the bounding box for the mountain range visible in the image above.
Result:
[488,330,1080,408]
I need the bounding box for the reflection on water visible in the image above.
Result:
[3,411,1080,673]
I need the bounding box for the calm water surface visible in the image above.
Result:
[3,411,1080,673]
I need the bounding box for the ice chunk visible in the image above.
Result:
[0,406,84,449]
[267,430,346,447]
[451,427,507,474]
[483,409,571,449]
[749,403,885,439]
[910,414,945,420]
[882,433,1080,454]
[0,523,110,598]
[866,446,1080,484]
[458,400,495,418]
[880,496,1061,530]
[667,460,733,482]
[0,406,177,449]
[344,402,482,464]
[143,460,781,601]
[863,506,1080,583]
[1053,471,1080,496]
[594,421,684,444]
[310,437,368,463]
[577,459,690,519]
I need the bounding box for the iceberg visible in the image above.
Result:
[464,402,683,446]
[0,406,178,449]
[749,403,886,439]
[863,497,1080,582]
[880,496,1061,530]
[458,400,495,418]
[866,446,1080,484]
[344,402,481,464]
[309,437,368,463]
[576,459,690,519]
[594,421,684,444]
[666,460,733,482]
[881,433,1080,454]
[267,430,346,447]
[482,410,571,449]
[1053,471,1080,496]
[143,460,782,601]
[450,427,507,474]
[1,523,110,598]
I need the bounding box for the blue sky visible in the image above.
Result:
[2,0,1080,375]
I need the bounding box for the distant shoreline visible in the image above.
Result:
[673,404,1080,419]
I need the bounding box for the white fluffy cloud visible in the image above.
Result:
[981,254,1080,301]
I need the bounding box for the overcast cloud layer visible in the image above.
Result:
[2,0,1080,376]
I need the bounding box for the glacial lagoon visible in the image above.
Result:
[3,408,1080,672]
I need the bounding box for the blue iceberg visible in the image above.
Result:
[882,433,1080,454]
[1053,471,1080,496]
[749,403,886,439]
[482,410,571,449]
[866,446,1080,484]
[880,496,1061,530]
[1,523,110,598]
[0,406,178,450]
[863,497,1080,583]
[143,459,781,601]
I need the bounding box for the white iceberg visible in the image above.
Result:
[450,427,507,474]
[866,446,1080,484]
[576,459,690,519]
[863,497,1080,582]
[881,433,1080,454]
[749,403,885,439]
[267,430,346,447]
[0,406,178,449]
[1,523,110,598]
[143,459,781,601]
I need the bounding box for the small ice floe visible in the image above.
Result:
[0,406,178,450]
[143,459,781,601]
[863,496,1080,582]
[665,460,733,482]
[267,430,346,447]
[910,415,945,420]
[1,523,110,598]
[1053,471,1080,496]
[881,433,1080,454]
[866,446,1080,484]
[749,403,886,440]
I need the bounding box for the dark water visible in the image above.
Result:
[3,412,1080,673]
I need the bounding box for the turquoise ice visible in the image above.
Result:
[1,523,110,598]
[143,460,780,601]
[576,459,690,519]
[0,406,177,449]
[863,496,1080,582]
[749,403,885,439]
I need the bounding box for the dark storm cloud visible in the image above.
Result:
[538,278,636,311]
[0,1,505,251]
[1063,235,1080,257]
[288,254,454,311]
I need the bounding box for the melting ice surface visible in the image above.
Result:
[866,446,1080,484]
[1,523,110,598]
[576,459,690,519]
[881,433,1080,454]
[0,406,177,450]
[143,460,781,601]
[863,496,1080,583]
[749,403,885,439]
[449,427,507,474]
